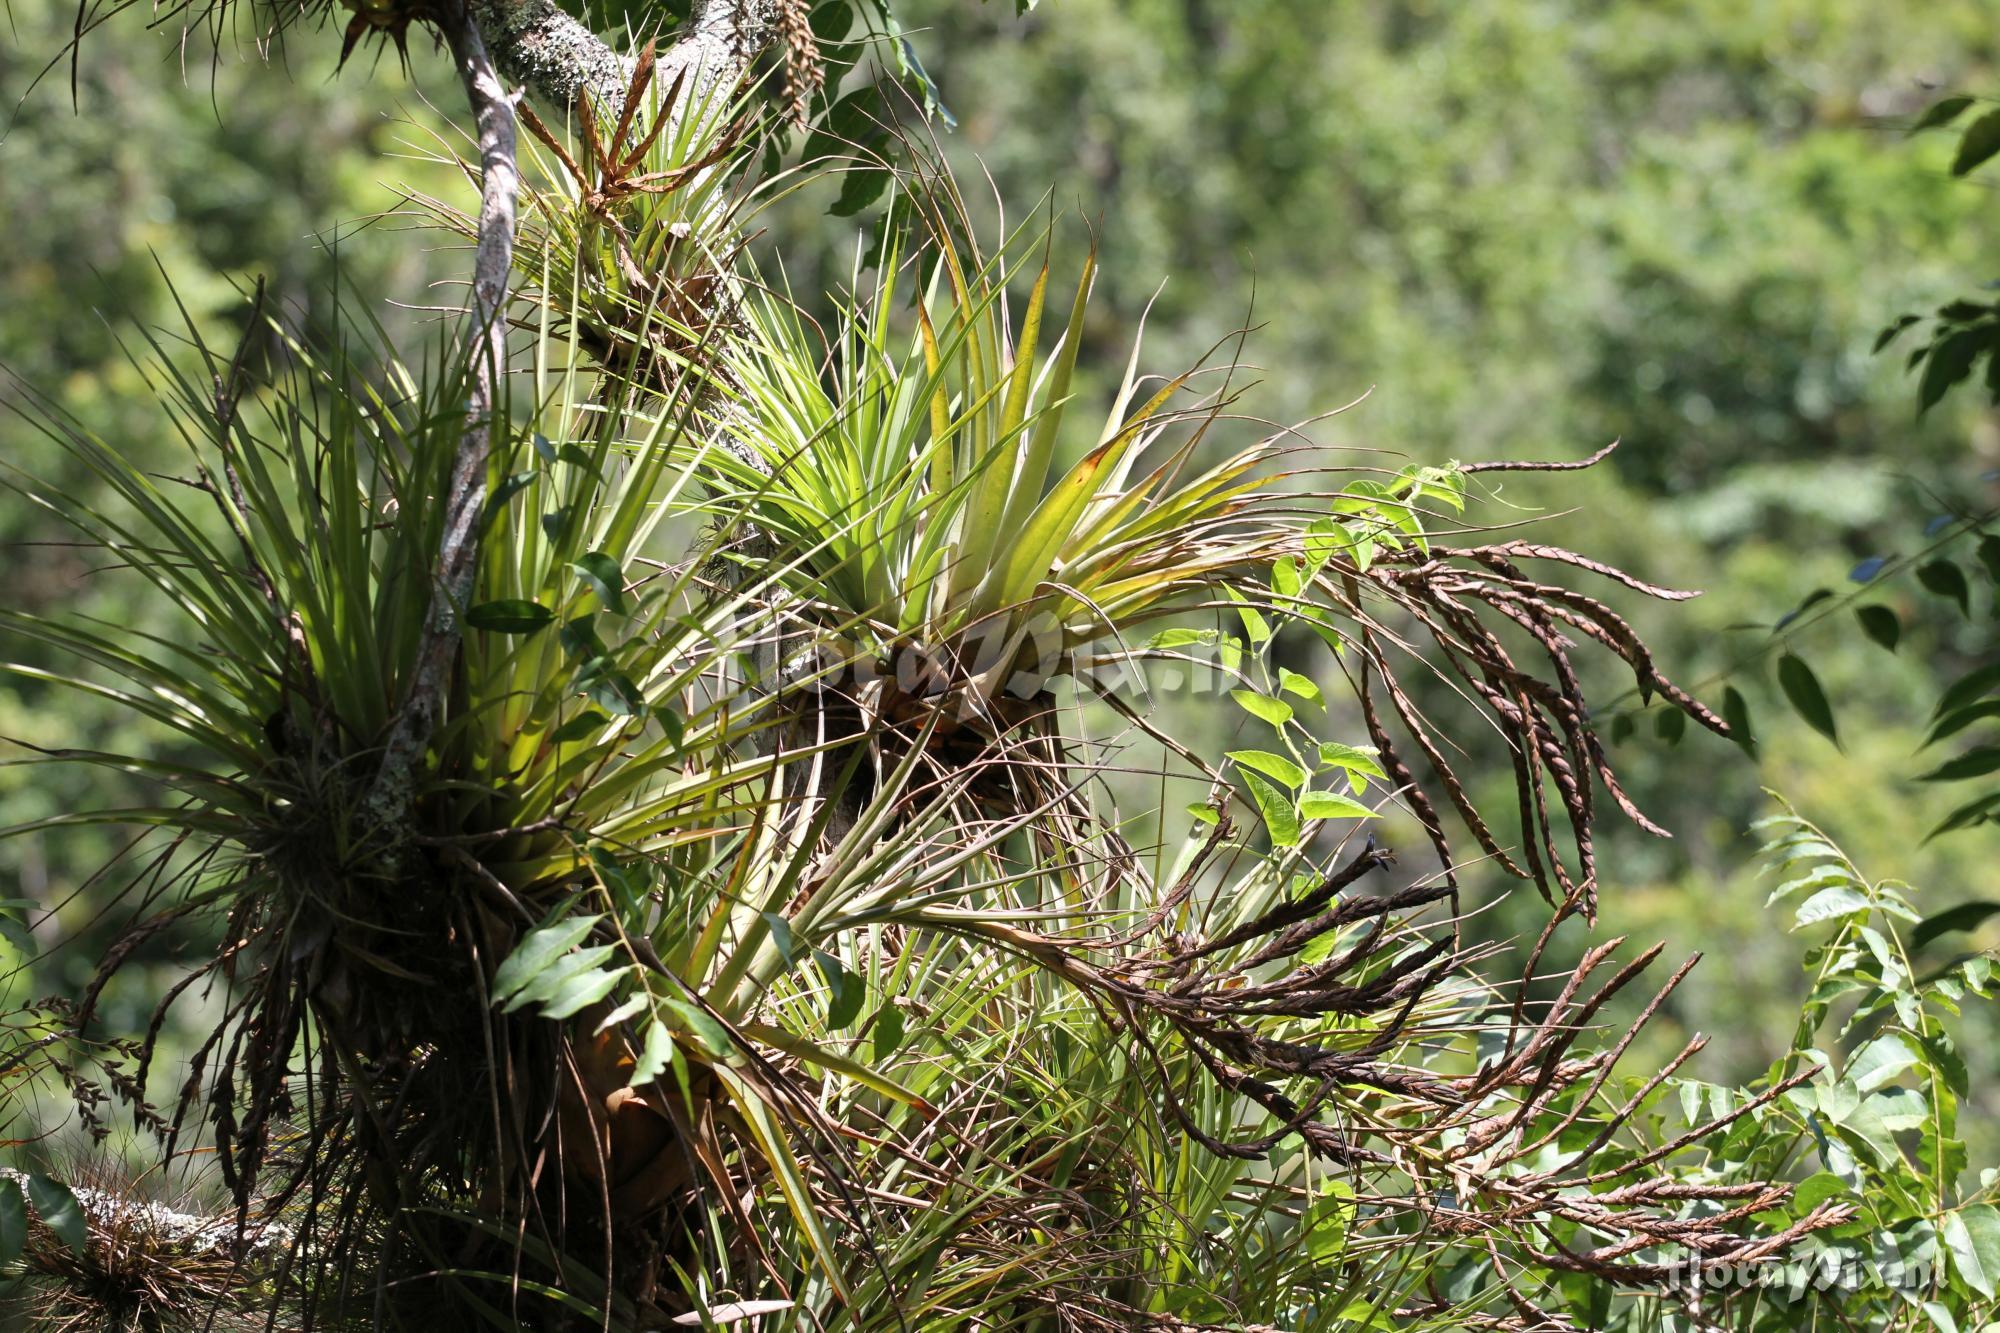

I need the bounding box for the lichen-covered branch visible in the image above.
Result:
[0,1168,290,1264]
[654,0,780,116]
[467,0,633,110]
[468,0,778,118]
[364,0,777,847]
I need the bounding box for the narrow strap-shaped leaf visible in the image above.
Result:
[945,284,1018,604]
[997,249,1097,546]
[1093,370,1190,502]
[999,259,1051,442]
[715,1068,854,1303]
[917,304,954,497]
[1111,447,1268,545]
[970,432,1127,620]
[741,1022,937,1115]
[1098,283,1162,449]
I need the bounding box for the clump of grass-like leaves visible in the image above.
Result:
[0,282,806,1321]
[1,134,1844,1333]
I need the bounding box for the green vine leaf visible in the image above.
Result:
[26,1175,85,1254]
[1855,604,1901,653]
[1229,750,1306,788]
[1241,770,1300,847]
[571,552,628,614]
[1230,689,1293,729]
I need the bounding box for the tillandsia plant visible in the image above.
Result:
[410,35,765,393]
[693,166,1737,920]
[0,281,827,1320]
[685,189,1294,865]
[3,150,1832,1333]
[699,195,1274,708]
[2,0,1933,1330]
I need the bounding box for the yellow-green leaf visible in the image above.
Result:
[1229,749,1306,787]
[1299,790,1375,822]
[1231,689,1293,729]
[1242,770,1300,847]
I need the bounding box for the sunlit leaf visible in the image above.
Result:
[538,965,623,1019]
[1302,518,1346,573]
[1230,689,1293,728]
[1944,1204,2000,1299]
[1228,750,1306,788]
[630,1018,676,1087]
[1847,1032,1919,1093]
[1298,790,1374,822]
[1223,586,1271,645]
[1279,667,1322,702]
[1795,885,1869,927]
[506,945,618,1013]
[492,914,601,1005]
[1148,626,1217,650]
[1241,770,1300,847]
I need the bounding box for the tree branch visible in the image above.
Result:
[469,0,778,118]
[468,0,632,110]
[365,0,520,845]
[654,0,780,114]
[0,1168,291,1266]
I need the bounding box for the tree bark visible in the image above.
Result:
[652,0,781,117]
[470,0,778,116]
[364,0,519,843]
[467,0,632,110]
